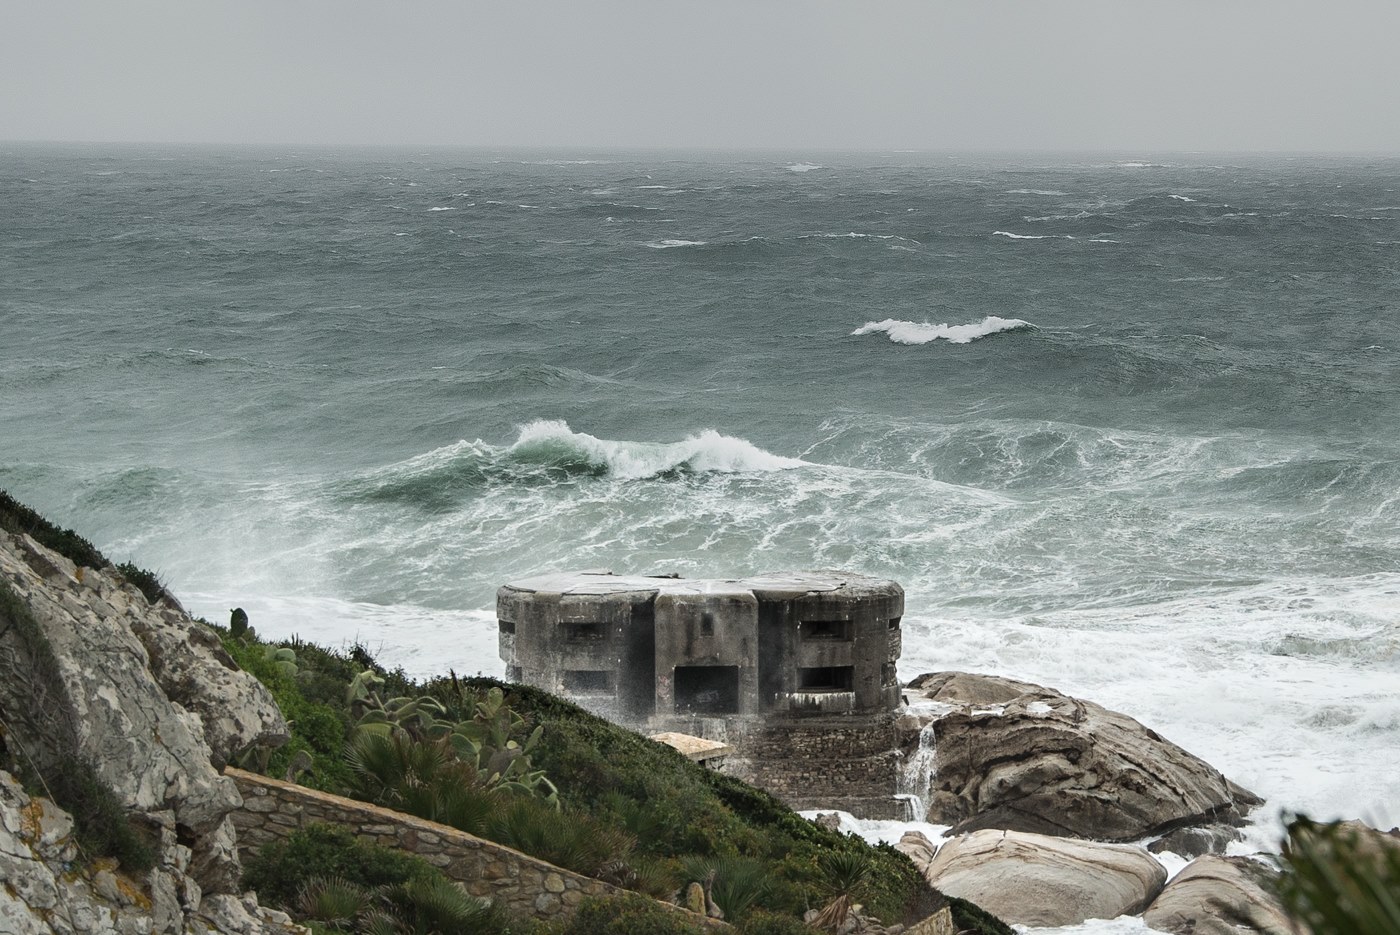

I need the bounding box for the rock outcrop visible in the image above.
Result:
[1143,855,1294,935]
[0,529,293,934]
[0,769,302,935]
[911,828,1167,928]
[901,672,1261,845]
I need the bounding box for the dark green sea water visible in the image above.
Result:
[2,144,1397,833]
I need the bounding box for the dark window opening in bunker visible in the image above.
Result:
[499,619,516,634]
[801,619,853,641]
[799,665,854,692]
[564,622,605,642]
[888,617,901,630]
[564,670,612,692]
[882,663,897,685]
[674,666,740,715]
[700,613,715,637]
[506,665,522,681]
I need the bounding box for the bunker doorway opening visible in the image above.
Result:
[674,665,740,715]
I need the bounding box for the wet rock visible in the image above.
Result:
[922,828,1167,927]
[903,672,1261,844]
[1143,855,1293,934]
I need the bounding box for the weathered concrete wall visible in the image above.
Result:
[716,713,911,819]
[227,769,702,923]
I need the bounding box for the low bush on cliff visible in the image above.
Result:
[562,893,713,935]
[0,491,108,571]
[244,823,520,935]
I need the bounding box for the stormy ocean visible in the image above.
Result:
[2,145,1397,915]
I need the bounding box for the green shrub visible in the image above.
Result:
[561,893,711,935]
[490,796,637,878]
[220,631,355,792]
[0,490,108,571]
[242,823,434,907]
[1277,815,1400,934]
[947,895,1015,935]
[115,561,168,606]
[736,910,817,935]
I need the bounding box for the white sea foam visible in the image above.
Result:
[1169,194,1197,202]
[428,206,456,212]
[993,231,1057,240]
[801,232,922,244]
[645,239,707,248]
[852,315,1034,345]
[1025,211,1095,222]
[1007,189,1067,196]
[509,419,807,479]
[786,163,822,173]
[185,593,502,681]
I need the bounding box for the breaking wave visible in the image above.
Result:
[851,316,1035,345]
[509,420,806,479]
[337,421,808,510]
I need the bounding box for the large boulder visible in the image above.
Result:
[902,672,1261,844]
[1143,855,1294,935]
[918,828,1167,928]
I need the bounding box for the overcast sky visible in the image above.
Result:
[4,1,1398,152]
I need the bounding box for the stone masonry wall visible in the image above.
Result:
[227,768,716,925]
[717,714,910,819]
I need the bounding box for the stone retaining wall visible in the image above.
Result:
[717,713,910,818]
[227,768,716,925]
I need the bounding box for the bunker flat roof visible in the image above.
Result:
[500,569,899,598]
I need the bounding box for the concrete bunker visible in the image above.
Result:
[496,570,903,727]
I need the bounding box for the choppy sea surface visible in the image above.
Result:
[3,145,1397,909]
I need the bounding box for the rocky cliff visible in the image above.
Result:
[0,527,295,935]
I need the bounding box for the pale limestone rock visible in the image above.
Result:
[923,828,1167,927]
[0,527,306,935]
[1143,855,1295,935]
[903,672,1261,844]
[127,600,287,769]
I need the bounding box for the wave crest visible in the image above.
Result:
[337,421,807,510]
[851,316,1034,346]
[509,420,805,479]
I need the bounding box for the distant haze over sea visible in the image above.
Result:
[3,146,1398,878]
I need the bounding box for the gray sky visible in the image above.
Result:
[4,1,1399,152]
